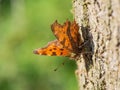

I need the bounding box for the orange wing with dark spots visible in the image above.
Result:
[51,20,82,53]
[33,40,71,56]
[34,20,82,57]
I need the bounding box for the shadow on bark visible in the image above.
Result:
[81,25,94,72]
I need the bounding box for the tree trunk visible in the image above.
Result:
[72,0,120,90]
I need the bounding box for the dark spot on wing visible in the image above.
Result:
[49,49,52,51]
[61,38,65,46]
[52,52,57,55]
[42,52,47,55]
[63,31,65,34]
[60,52,63,55]
[60,48,64,51]
[53,48,56,50]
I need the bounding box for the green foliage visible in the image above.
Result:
[0,0,78,90]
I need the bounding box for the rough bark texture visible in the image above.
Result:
[72,0,120,90]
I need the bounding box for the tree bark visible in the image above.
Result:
[72,0,120,90]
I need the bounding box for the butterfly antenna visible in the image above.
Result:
[54,60,67,71]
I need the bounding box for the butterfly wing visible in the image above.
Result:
[51,20,82,53]
[70,20,83,51]
[33,40,71,56]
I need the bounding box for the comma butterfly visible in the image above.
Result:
[33,20,83,57]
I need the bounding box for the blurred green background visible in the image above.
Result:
[0,0,78,90]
